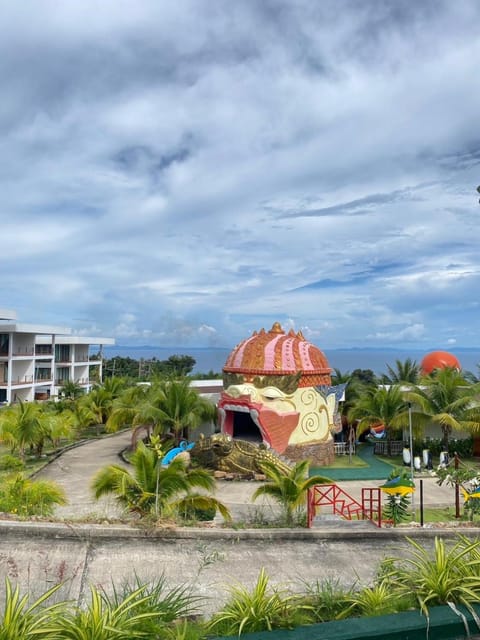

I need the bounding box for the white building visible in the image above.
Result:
[0,309,114,404]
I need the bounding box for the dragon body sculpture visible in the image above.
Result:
[191,434,292,476]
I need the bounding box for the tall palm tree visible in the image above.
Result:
[348,385,408,454]
[252,460,331,526]
[382,358,419,385]
[92,440,230,521]
[407,367,480,448]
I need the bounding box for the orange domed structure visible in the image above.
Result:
[420,350,461,375]
[223,322,332,387]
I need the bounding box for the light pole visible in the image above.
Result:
[408,401,415,518]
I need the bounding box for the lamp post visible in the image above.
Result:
[408,401,415,518]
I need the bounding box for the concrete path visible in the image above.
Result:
[36,431,459,522]
[37,431,132,519]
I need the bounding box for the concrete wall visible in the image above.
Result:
[1,522,478,616]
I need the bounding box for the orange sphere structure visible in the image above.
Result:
[420,350,461,375]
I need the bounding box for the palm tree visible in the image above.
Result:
[59,380,84,401]
[252,460,331,526]
[107,380,216,445]
[100,376,129,398]
[382,358,420,385]
[0,401,48,458]
[106,383,159,440]
[348,385,408,455]
[407,367,480,448]
[78,387,114,434]
[154,379,216,443]
[92,440,231,521]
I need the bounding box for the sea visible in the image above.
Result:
[101,346,480,377]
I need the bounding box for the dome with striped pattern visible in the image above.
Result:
[223,322,332,387]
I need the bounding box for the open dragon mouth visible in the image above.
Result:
[218,393,299,454]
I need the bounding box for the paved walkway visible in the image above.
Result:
[36,432,458,521]
[37,431,131,519]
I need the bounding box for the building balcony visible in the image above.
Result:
[12,349,35,357]
[9,376,34,385]
[56,359,72,364]
[35,377,53,384]
[35,347,53,356]
[56,377,89,386]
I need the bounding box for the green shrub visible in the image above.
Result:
[0,454,24,471]
[181,504,217,522]
[422,437,473,459]
[208,567,304,636]
[300,577,353,622]
[0,474,66,517]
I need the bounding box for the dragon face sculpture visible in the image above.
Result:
[218,323,344,457]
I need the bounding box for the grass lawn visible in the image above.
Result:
[321,454,369,469]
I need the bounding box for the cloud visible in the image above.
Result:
[1,1,480,349]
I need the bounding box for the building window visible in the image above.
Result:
[0,334,8,355]
[55,345,70,362]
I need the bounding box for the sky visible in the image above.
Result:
[2,0,480,350]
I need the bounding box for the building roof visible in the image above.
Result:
[36,335,115,346]
[0,322,71,335]
[0,309,16,321]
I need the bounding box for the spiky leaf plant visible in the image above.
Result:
[0,578,65,640]
[299,577,354,623]
[384,536,480,617]
[208,567,300,636]
[53,583,161,640]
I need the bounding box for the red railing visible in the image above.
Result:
[307,484,382,528]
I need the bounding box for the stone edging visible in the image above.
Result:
[2,519,480,542]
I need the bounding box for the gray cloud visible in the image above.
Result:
[1,1,480,349]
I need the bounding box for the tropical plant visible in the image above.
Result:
[53,583,160,640]
[78,387,114,434]
[208,567,302,636]
[59,380,84,401]
[383,536,480,617]
[0,401,49,458]
[381,470,413,526]
[0,474,67,517]
[299,577,353,623]
[0,578,65,639]
[100,376,129,398]
[109,574,202,635]
[407,367,480,448]
[107,379,215,444]
[152,379,216,443]
[91,440,230,521]
[381,358,420,385]
[252,460,331,526]
[348,385,408,455]
[0,453,24,471]
[341,577,414,619]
